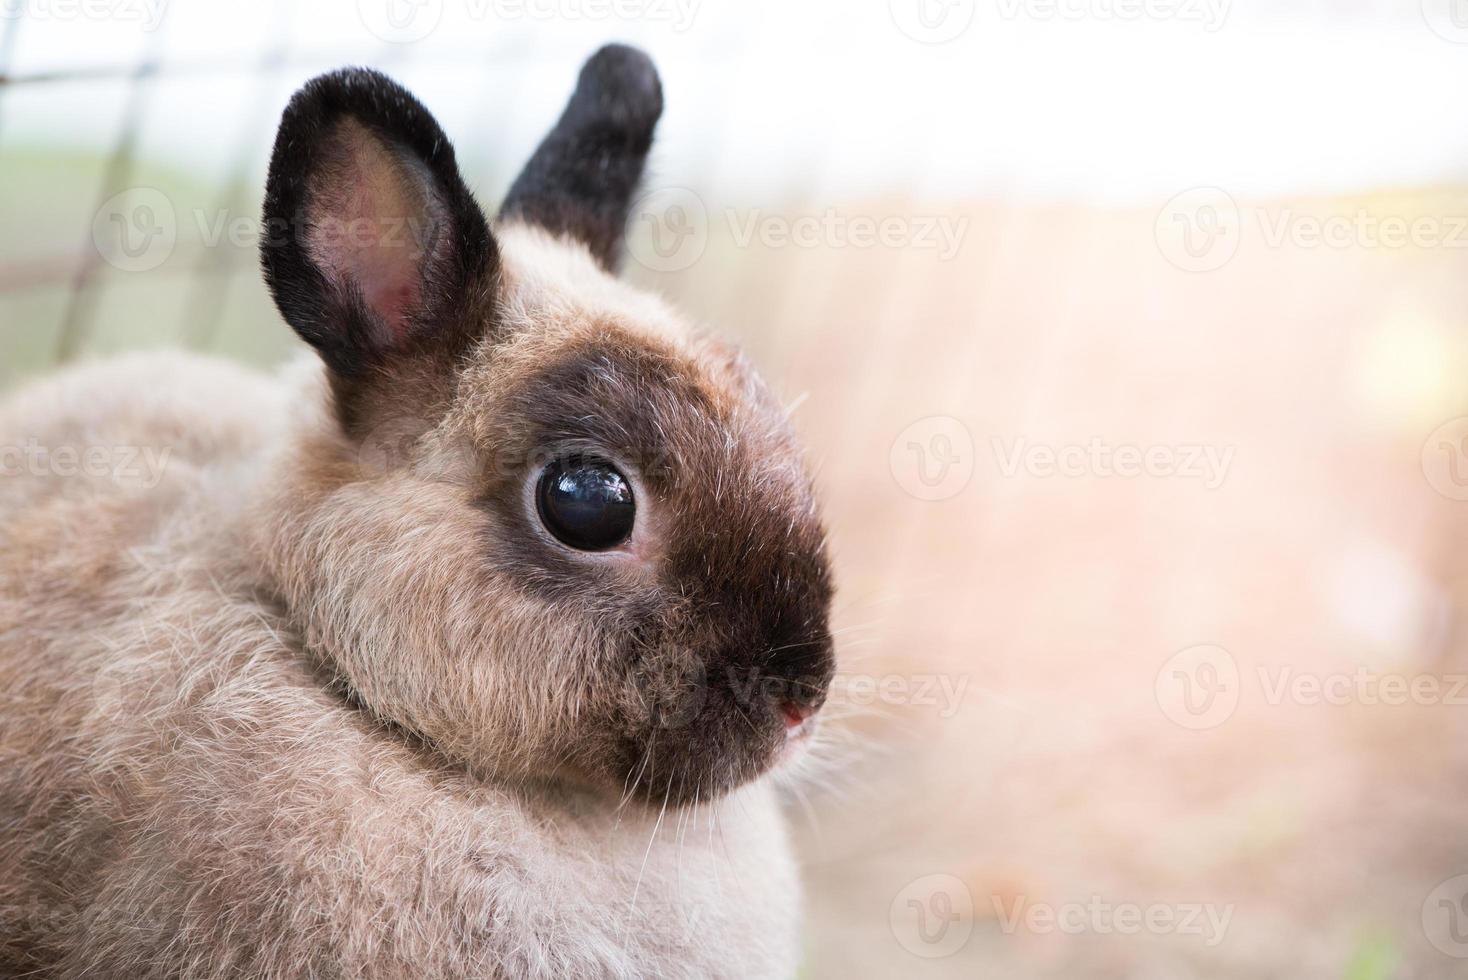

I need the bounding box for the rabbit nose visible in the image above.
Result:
[780,701,813,734]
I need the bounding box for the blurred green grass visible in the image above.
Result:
[1343,933,1398,980]
[0,146,300,390]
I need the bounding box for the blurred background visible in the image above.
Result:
[6,0,1468,976]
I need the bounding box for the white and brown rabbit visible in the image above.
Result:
[0,45,835,979]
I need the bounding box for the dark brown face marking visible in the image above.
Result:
[472,327,835,804]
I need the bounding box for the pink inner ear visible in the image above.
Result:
[304,118,448,348]
[349,229,422,343]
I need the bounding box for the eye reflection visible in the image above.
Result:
[535,457,636,551]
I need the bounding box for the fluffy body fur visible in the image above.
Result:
[0,48,832,979]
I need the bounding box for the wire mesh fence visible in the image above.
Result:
[0,3,775,386]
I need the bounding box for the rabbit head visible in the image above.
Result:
[256,46,834,808]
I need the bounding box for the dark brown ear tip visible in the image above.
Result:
[574,43,663,132]
[261,63,495,385]
[299,64,387,94]
[498,44,663,269]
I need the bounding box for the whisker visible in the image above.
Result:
[627,783,671,929]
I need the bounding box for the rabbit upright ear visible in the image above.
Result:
[499,44,663,271]
[261,68,496,384]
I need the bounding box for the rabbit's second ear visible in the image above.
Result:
[261,68,495,384]
[499,44,662,271]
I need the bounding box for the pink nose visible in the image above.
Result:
[780,701,813,731]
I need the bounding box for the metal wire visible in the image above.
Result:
[0,12,21,141]
[2,25,747,369]
[179,2,294,353]
[51,29,168,363]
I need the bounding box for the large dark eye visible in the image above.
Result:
[536,457,636,551]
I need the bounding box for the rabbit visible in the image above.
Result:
[0,44,835,979]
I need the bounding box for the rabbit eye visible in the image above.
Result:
[536,457,635,551]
